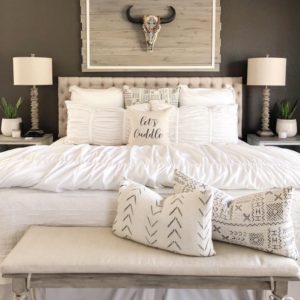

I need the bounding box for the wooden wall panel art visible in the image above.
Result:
[81,0,221,72]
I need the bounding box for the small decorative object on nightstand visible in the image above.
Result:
[247,134,300,151]
[0,97,22,137]
[247,55,287,137]
[0,134,53,152]
[276,99,298,137]
[13,54,53,137]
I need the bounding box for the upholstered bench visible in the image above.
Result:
[1,226,299,300]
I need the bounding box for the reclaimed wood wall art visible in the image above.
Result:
[81,0,221,72]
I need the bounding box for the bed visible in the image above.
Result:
[0,76,299,300]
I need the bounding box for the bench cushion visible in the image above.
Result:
[1,226,300,278]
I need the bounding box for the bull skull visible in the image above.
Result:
[126,5,176,52]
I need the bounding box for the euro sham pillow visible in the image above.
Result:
[123,85,180,108]
[179,85,236,107]
[69,85,124,108]
[173,170,299,260]
[112,179,215,256]
[65,101,124,145]
[127,108,171,146]
[178,104,238,144]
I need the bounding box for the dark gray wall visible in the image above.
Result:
[0,0,299,138]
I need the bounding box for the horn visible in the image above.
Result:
[126,5,144,24]
[160,6,176,24]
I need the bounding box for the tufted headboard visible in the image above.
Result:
[58,77,243,138]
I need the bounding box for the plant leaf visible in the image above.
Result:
[288,100,298,119]
[16,97,22,110]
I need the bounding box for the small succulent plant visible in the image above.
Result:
[277,99,298,120]
[0,97,22,119]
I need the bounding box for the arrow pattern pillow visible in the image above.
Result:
[112,179,215,257]
[173,170,299,260]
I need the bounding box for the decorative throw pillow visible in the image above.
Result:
[127,109,171,145]
[70,86,124,108]
[123,86,180,108]
[173,170,299,260]
[112,179,215,257]
[123,102,178,144]
[179,85,236,107]
[65,101,124,145]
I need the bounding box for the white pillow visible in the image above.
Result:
[173,170,299,260]
[179,85,236,107]
[112,178,215,256]
[69,86,124,108]
[178,104,238,144]
[124,101,178,144]
[65,101,124,146]
[127,109,171,146]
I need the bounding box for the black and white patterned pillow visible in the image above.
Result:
[112,178,215,257]
[173,170,299,260]
[123,86,180,108]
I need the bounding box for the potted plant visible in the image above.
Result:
[276,99,298,137]
[0,97,22,137]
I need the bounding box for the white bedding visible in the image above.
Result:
[0,142,300,299]
[0,142,299,192]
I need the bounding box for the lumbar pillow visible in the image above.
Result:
[112,179,215,257]
[65,101,124,145]
[127,109,171,145]
[173,170,299,260]
[123,86,180,108]
[70,86,124,108]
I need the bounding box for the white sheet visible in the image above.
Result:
[0,143,299,192]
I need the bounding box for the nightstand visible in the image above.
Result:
[247,134,300,152]
[0,134,53,152]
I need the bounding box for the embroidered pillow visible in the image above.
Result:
[173,170,299,260]
[128,109,171,145]
[123,86,180,108]
[112,179,215,257]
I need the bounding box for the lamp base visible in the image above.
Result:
[256,129,275,137]
[25,129,44,138]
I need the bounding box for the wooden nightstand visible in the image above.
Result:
[0,134,53,151]
[247,134,300,152]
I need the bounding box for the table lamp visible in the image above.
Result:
[13,54,53,137]
[247,56,286,137]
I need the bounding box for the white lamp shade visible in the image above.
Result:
[247,57,286,86]
[13,57,53,86]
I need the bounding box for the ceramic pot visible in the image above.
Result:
[1,118,22,137]
[276,119,297,137]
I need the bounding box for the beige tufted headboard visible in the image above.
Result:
[58,77,243,138]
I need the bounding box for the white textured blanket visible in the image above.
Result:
[0,143,299,192]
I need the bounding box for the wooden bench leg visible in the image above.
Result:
[269,281,294,300]
[12,278,29,300]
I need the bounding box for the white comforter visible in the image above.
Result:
[0,143,299,192]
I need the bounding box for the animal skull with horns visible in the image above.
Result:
[126,5,176,52]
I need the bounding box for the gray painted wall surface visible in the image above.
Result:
[0,0,299,138]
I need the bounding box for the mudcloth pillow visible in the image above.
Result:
[173,170,299,260]
[112,179,215,257]
[123,86,180,108]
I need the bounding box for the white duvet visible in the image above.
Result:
[0,143,299,192]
